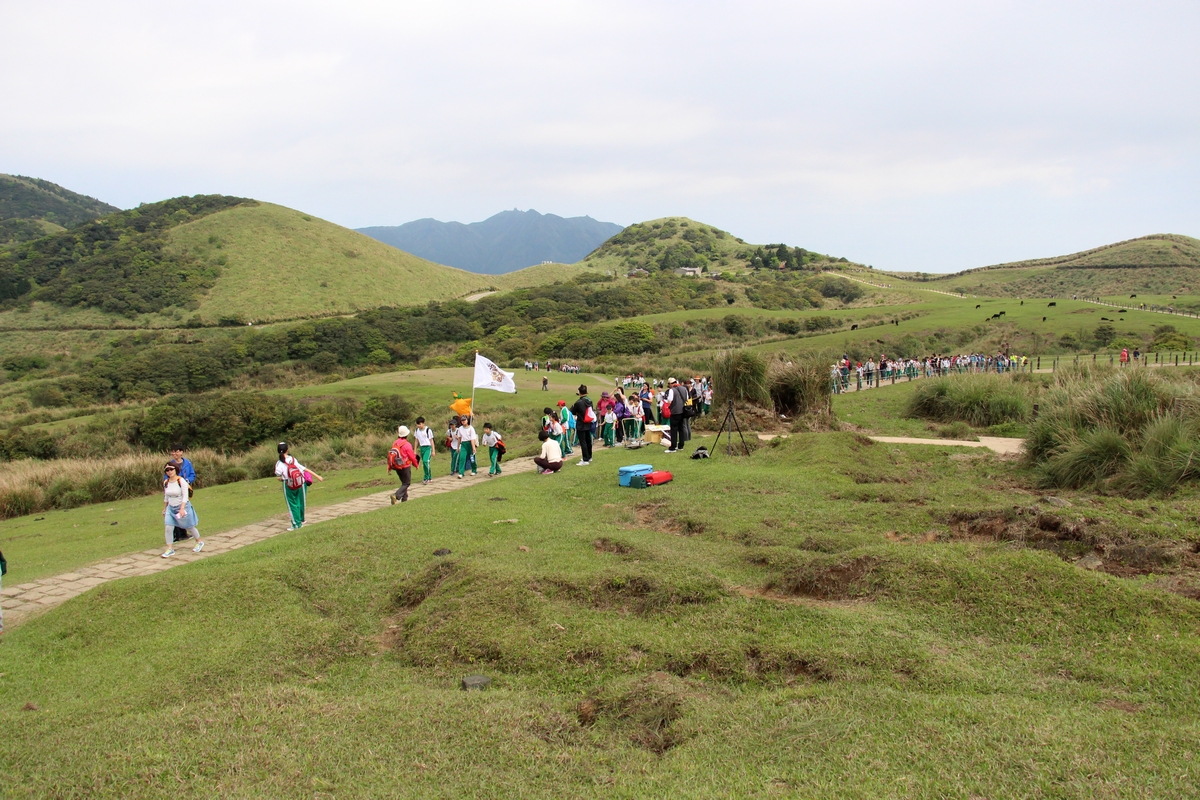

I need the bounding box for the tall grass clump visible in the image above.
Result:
[1026,369,1200,495]
[905,374,1030,427]
[768,358,830,417]
[712,350,770,407]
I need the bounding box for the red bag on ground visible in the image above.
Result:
[644,470,673,486]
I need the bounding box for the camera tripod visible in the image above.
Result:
[710,399,751,457]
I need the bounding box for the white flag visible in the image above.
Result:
[473,353,517,393]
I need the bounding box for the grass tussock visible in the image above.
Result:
[905,374,1031,427]
[1027,368,1200,495]
[712,350,770,407]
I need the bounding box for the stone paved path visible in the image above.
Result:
[869,435,1024,455]
[1,453,570,629]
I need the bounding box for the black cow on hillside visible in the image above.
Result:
[1048,302,1057,307]
[1130,294,1137,298]
[1042,316,1047,321]
[1101,317,1111,321]
[850,324,858,331]
[975,304,980,309]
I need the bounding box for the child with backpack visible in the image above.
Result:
[413,417,435,484]
[446,416,461,476]
[388,426,419,504]
[275,442,323,530]
[481,422,505,476]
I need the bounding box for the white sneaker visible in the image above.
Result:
[161,549,174,558]
[193,541,204,553]
[577,460,590,466]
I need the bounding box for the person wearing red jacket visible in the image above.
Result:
[389,426,420,505]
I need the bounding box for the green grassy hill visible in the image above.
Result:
[0,174,120,246]
[880,235,1200,298]
[167,202,501,322]
[582,216,851,276]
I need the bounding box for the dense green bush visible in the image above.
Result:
[0,195,249,313]
[1025,369,1200,495]
[713,350,770,407]
[905,375,1031,427]
[137,392,306,452]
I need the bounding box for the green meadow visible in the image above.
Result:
[2,431,1198,797]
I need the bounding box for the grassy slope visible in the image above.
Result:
[2,432,1197,797]
[874,235,1200,298]
[165,203,497,322]
[723,289,1200,361]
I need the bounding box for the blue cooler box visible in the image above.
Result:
[618,464,654,487]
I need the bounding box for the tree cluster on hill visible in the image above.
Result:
[587,217,846,276]
[0,195,251,313]
[0,174,120,234]
[4,270,862,410]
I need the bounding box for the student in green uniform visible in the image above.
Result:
[456,417,478,478]
[482,422,504,476]
[413,417,435,484]
[557,400,574,455]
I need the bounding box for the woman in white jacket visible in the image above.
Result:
[162,462,203,557]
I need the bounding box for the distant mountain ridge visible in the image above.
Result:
[0,174,120,245]
[357,209,624,274]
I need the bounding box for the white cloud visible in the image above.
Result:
[1,0,1197,270]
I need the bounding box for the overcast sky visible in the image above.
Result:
[3,0,1197,272]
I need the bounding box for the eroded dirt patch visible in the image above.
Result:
[770,555,880,600]
[940,506,1199,596]
[577,672,691,754]
[628,502,706,536]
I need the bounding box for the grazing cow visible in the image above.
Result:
[877,339,885,344]
[975,304,981,309]
[1173,295,1178,299]
[1042,316,1047,322]
[850,324,858,331]
[1048,302,1057,307]
[998,311,1006,316]
[1101,317,1110,321]
[1130,294,1137,298]
[1020,300,1024,305]
[1118,309,1127,313]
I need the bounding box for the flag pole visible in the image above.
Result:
[470,351,478,423]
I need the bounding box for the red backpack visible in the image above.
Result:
[283,457,305,490]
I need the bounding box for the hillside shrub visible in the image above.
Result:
[1025,369,1200,495]
[712,351,770,407]
[905,375,1030,427]
[768,359,829,417]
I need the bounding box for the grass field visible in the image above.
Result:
[2,427,1198,797]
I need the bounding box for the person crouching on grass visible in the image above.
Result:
[534,430,563,473]
[275,442,324,530]
[482,422,504,476]
[389,426,419,504]
[413,417,435,484]
[161,462,203,558]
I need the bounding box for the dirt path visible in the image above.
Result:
[869,435,1024,455]
[0,453,570,629]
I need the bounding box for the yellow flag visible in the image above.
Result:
[449,395,472,417]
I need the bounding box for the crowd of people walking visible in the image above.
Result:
[830,352,1029,393]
